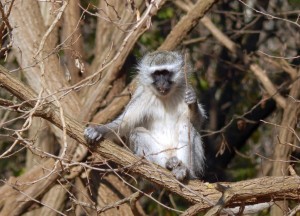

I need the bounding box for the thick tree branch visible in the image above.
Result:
[271,75,300,214]
[61,0,84,85]
[158,0,218,51]
[1,63,300,213]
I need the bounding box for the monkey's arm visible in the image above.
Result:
[84,119,121,145]
[84,86,144,145]
[184,87,206,132]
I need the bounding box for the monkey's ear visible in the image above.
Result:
[135,51,151,72]
[137,50,150,61]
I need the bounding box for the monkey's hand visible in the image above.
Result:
[185,87,197,105]
[84,126,105,145]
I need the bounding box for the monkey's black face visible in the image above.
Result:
[151,70,173,96]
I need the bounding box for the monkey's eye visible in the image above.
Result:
[152,69,170,76]
[151,70,173,81]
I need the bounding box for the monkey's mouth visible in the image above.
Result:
[157,87,170,95]
[152,80,172,96]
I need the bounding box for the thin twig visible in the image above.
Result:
[34,0,68,58]
[183,51,192,171]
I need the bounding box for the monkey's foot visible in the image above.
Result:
[166,156,188,181]
[84,127,103,145]
[166,156,181,170]
[172,166,188,181]
[185,88,197,104]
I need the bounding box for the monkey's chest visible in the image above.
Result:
[147,113,183,147]
[143,100,189,147]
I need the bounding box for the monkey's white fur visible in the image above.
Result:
[85,51,206,180]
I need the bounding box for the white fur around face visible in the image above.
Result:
[137,51,186,86]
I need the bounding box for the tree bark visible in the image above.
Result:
[271,75,300,215]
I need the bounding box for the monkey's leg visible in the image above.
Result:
[191,131,205,177]
[177,124,205,179]
[129,127,169,168]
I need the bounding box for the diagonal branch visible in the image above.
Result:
[158,0,218,51]
[1,62,300,212]
[174,2,287,109]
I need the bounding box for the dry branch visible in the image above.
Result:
[271,77,300,173]
[91,0,144,72]
[258,53,298,80]
[9,0,81,155]
[250,64,287,108]
[1,63,300,213]
[0,158,60,215]
[6,1,84,213]
[61,0,84,85]
[271,74,300,214]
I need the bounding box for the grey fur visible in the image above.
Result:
[84,51,206,181]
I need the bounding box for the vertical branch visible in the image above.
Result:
[270,76,300,215]
[61,0,85,85]
[184,51,192,170]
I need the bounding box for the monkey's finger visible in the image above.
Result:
[95,134,102,142]
[84,130,96,143]
[90,131,100,140]
[185,96,196,104]
[185,89,197,103]
[84,127,95,137]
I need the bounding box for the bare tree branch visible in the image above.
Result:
[271,74,300,214]
[61,0,84,85]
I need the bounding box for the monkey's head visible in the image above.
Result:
[137,51,188,96]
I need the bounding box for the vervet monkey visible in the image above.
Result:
[84,51,206,181]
